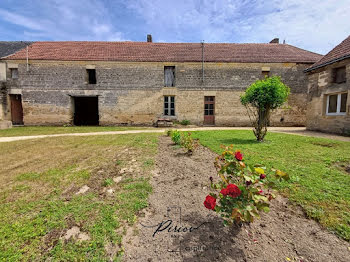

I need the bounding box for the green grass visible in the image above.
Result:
[0,133,159,261]
[192,130,350,241]
[0,126,152,137]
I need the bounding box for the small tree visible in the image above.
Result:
[240,76,290,142]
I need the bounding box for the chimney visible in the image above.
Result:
[147,34,152,42]
[269,38,279,44]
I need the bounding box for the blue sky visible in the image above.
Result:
[0,0,349,54]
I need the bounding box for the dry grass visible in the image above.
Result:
[0,133,160,261]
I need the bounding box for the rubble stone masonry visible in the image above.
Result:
[306,59,350,135]
[2,60,311,126]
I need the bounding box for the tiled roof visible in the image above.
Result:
[306,35,350,71]
[3,41,322,63]
[0,41,33,58]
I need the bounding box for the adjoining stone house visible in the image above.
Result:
[0,41,32,128]
[0,38,322,126]
[305,35,350,135]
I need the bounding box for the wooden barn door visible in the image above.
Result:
[204,96,215,125]
[10,94,24,125]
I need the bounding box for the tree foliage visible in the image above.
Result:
[240,76,290,141]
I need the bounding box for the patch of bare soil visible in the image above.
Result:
[122,136,350,262]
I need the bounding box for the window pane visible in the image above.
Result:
[205,104,209,109]
[205,110,208,115]
[328,95,337,113]
[170,109,175,116]
[170,96,175,102]
[209,110,214,115]
[164,109,169,115]
[164,67,175,87]
[340,93,348,113]
[11,69,18,79]
[209,104,214,109]
[164,96,169,102]
[334,67,346,83]
[170,103,174,109]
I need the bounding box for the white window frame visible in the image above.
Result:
[164,96,175,116]
[326,93,347,116]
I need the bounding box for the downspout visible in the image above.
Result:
[201,40,204,83]
[26,46,29,72]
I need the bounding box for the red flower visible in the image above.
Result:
[204,195,216,210]
[235,151,243,161]
[246,180,252,186]
[220,188,229,196]
[258,190,263,195]
[221,184,241,198]
[227,184,241,198]
[260,174,266,179]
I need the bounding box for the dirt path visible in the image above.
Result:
[0,127,349,143]
[122,136,350,262]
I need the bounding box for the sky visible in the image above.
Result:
[0,0,349,55]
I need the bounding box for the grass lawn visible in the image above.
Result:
[192,130,350,241]
[0,133,160,261]
[0,126,152,137]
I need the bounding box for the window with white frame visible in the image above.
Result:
[326,93,347,115]
[164,96,175,116]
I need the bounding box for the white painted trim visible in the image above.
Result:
[326,93,347,116]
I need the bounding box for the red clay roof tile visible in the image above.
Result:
[307,35,350,71]
[3,41,322,63]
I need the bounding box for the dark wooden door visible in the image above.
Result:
[204,96,215,125]
[10,94,24,125]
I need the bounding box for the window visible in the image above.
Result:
[164,66,175,87]
[10,68,18,79]
[261,71,269,79]
[204,96,215,115]
[333,67,346,84]
[326,93,347,115]
[164,96,175,116]
[87,69,96,84]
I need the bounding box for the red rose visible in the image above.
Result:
[260,174,266,179]
[227,184,241,198]
[204,195,216,210]
[235,151,243,161]
[220,188,229,196]
[258,190,263,195]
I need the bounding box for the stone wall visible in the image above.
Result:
[306,59,350,135]
[2,60,311,126]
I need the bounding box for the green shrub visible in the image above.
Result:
[204,145,289,225]
[166,129,173,137]
[180,119,191,126]
[171,130,181,145]
[180,132,198,155]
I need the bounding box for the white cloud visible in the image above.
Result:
[127,0,350,54]
[0,8,45,31]
[0,0,128,41]
[0,0,349,54]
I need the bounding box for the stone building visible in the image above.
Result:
[0,41,32,129]
[0,38,321,127]
[305,35,350,135]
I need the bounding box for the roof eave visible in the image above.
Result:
[304,54,350,73]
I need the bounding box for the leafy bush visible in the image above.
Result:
[180,132,198,155]
[204,145,289,225]
[166,129,173,137]
[180,119,191,126]
[240,76,290,142]
[171,130,181,145]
